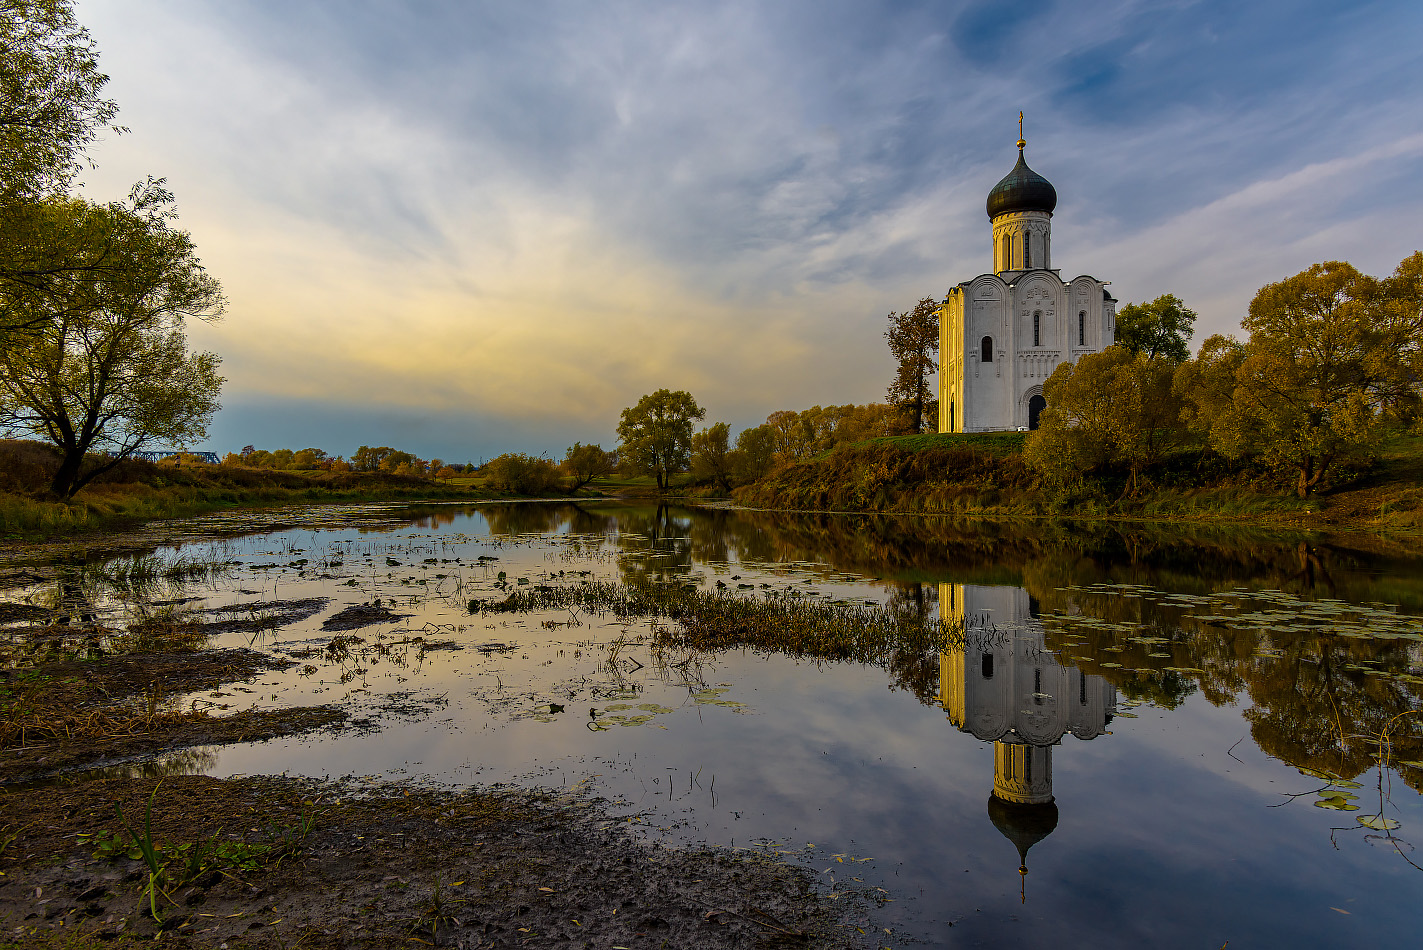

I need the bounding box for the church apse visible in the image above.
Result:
[939,582,1116,897]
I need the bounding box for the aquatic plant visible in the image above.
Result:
[467,580,961,675]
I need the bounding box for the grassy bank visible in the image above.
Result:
[735,431,1423,533]
[0,441,511,539]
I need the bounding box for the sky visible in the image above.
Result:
[73,0,1423,463]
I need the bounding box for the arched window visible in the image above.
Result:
[1080,670,1088,705]
[1033,311,1041,347]
[981,335,993,363]
[1078,311,1085,346]
[981,653,994,679]
[1033,668,1042,704]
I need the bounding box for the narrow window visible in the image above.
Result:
[1001,234,1010,269]
[1078,311,1085,346]
[1024,231,1032,268]
[1033,668,1043,704]
[981,653,994,679]
[1080,670,1087,705]
[981,335,993,363]
[1033,311,1041,347]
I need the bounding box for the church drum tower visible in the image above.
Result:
[939,121,1117,432]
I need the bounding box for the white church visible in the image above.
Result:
[939,583,1117,894]
[939,127,1117,432]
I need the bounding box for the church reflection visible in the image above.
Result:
[939,583,1116,899]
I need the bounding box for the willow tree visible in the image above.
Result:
[0,182,224,497]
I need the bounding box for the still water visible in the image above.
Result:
[22,502,1423,947]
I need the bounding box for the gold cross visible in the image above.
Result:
[1017,112,1026,150]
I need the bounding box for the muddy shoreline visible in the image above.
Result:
[2,773,864,949]
[1,569,870,948]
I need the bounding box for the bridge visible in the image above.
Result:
[131,450,221,464]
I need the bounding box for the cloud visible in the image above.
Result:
[72,0,1423,457]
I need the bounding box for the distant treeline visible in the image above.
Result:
[223,446,473,480]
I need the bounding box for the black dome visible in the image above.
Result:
[987,793,1059,866]
[986,149,1057,218]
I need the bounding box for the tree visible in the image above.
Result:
[1023,346,1184,495]
[1,0,120,201]
[351,445,394,472]
[484,453,560,495]
[729,424,776,483]
[1115,294,1197,363]
[0,185,223,497]
[885,296,940,434]
[616,389,704,490]
[562,442,617,491]
[690,422,733,492]
[2,0,123,343]
[1377,251,1423,425]
[1184,261,1399,497]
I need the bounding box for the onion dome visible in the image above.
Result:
[986,147,1057,218]
[988,793,1059,872]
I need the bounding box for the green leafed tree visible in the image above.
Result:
[690,422,733,492]
[729,423,777,483]
[1180,261,1402,497]
[616,389,704,490]
[1,0,120,201]
[884,296,940,433]
[1023,345,1184,495]
[1115,293,1197,363]
[562,441,617,491]
[0,183,224,497]
[484,453,560,495]
[2,0,124,343]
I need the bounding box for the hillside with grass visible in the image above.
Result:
[735,431,1423,533]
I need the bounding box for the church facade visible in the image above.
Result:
[939,135,1117,432]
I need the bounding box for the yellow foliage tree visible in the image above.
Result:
[1184,260,1407,498]
[1024,346,1183,495]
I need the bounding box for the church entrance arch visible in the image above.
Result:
[1028,394,1046,430]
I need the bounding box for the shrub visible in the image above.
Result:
[483,454,561,495]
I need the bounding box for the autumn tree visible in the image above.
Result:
[1182,260,1409,498]
[729,424,776,483]
[484,453,560,495]
[1115,294,1197,363]
[562,441,617,491]
[616,389,704,490]
[0,183,223,497]
[884,296,940,433]
[1023,346,1183,495]
[690,422,733,492]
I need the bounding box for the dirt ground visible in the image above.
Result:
[1,774,865,949]
[0,573,871,949]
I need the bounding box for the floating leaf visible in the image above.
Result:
[1356,815,1402,831]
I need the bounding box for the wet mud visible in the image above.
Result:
[1,775,858,949]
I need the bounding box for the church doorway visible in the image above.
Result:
[1028,394,1046,430]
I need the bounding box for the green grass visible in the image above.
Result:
[829,430,1028,457]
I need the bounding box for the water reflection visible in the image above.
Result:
[940,583,1117,898]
